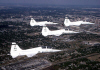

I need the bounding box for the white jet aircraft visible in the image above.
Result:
[42,26,79,36]
[64,17,94,26]
[30,18,58,26]
[10,42,61,58]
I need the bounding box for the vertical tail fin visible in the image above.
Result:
[64,17,70,26]
[10,42,22,58]
[30,18,36,26]
[46,46,47,49]
[42,26,50,36]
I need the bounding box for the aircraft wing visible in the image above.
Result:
[41,48,62,52]
[45,22,58,24]
[81,22,95,24]
[64,30,79,33]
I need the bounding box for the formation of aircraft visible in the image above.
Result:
[10,42,61,58]
[30,18,58,26]
[9,17,95,58]
[42,26,79,36]
[64,17,94,26]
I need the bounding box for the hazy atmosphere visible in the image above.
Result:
[0,0,100,5]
